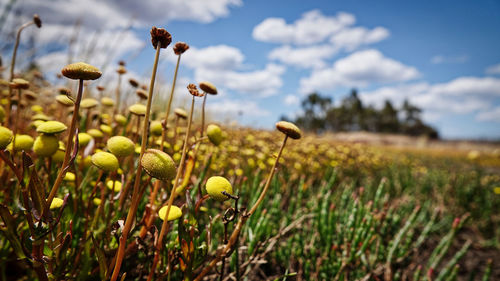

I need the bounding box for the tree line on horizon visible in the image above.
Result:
[282,89,439,139]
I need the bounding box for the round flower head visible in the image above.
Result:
[93,198,102,206]
[276,121,302,140]
[24,90,38,101]
[33,14,42,28]
[205,176,233,201]
[64,172,75,181]
[100,124,113,135]
[174,108,188,119]
[12,135,34,151]
[33,134,59,157]
[106,180,122,192]
[61,62,102,80]
[187,83,203,97]
[0,106,5,121]
[0,126,13,149]
[31,105,43,113]
[150,120,163,136]
[116,65,127,75]
[114,114,127,126]
[206,124,223,146]
[80,98,98,109]
[32,113,50,121]
[107,136,135,157]
[56,94,74,106]
[173,42,189,55]
[150,26,172,49]
[141,149,176,181]
[10,78,30,90]
[91,151,119,172]
[58,87,71,96]
[87,129,103,139]
[37,120,67,134]
[129,78,139,88]
[101,97,114,107]
[136,89,148,100]
[158,205,182,221]
[129,103,147,116]
[50,198,64,209]
[199,81,217,95]
[77,133,93,147]
[51,142,65,163]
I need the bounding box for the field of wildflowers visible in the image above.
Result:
[0,19,499,281]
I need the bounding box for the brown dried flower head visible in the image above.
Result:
[174,108,188,119]
[10,78,30,90]
[187,83,204,97]
[150,26,172,49]
[199,81,217,95]
[173,42,189,55]
[116,65,127,75]
[58,87,71,96]
[96,85,105,91]
[33,14,42,28]
[128,78,139,88]
[136,89,148,100]
[24,90,38,101]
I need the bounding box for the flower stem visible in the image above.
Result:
[110,43,162,281]
[160,54,181,151]
[7,21,34,127]
[44,79,84,217]
[147,94,195,281]
[193,135,289,281]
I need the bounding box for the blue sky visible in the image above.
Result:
[2,0,500,139]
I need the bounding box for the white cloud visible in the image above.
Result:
[268,45,336,68]
[428,76,500,97]
[164,45,244,70]
[165,44,286,97]
[10,0,241,29]
[485,63,500,75]
[330,26,389,51]
[359,77,500,122]
[300,49,420,93]
[476,107,500,122]
[253,10,355,45]
[35,28,143,78]
[430,54,468,64]
[195,63,285,97]
[3,0,241,76]
[207,98,270,119]
[284,94,300,106]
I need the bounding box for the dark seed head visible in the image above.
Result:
[150,26,172,49]
[173,42,189,55]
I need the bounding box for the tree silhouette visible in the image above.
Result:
[287,90,439,138]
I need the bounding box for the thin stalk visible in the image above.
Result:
[110,44,162,281]
[115,73,122,115]
[200,93,207,136]
[147,95,195,281]
[44,79,84,217]
[160,54,181,151]
[7,21,34,126]
[248,135,288,215]
[194,135,289,281]
[11,88,22,152]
